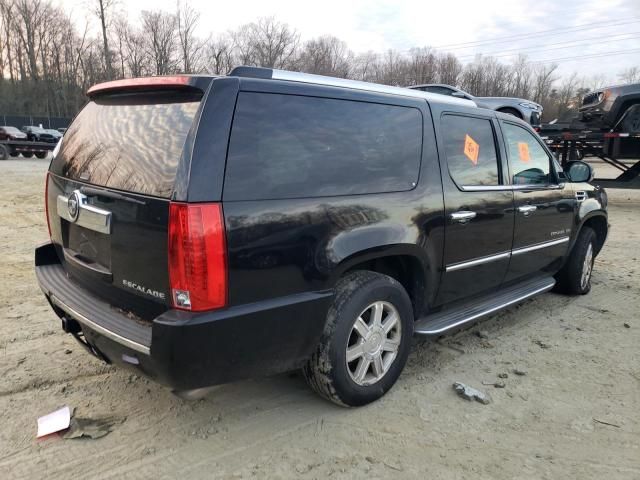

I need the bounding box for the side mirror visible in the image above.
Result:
[565,161,594,183]
[451,91,467,99]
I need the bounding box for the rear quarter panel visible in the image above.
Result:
[215,80,446,310]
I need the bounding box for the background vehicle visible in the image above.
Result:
[35,69,607,407]
[45,129,63,141]
[409,83,543,126]
[579,82,640,133]
[0,126,27,141]
[21,125,57,143]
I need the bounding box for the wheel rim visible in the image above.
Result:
[346,301,402,386]
[580,242,594,290]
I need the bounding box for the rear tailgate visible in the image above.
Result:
[47,81,208,321]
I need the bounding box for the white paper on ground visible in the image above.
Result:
[37,405,71,438]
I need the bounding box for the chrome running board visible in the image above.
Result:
[414,276,555,335]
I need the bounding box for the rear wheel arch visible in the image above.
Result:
[335,252,427,318]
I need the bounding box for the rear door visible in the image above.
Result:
[433,110,514,305]
[47,88,205,320]
[499,121,575,282]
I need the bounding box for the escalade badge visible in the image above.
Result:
[67,192,80,222]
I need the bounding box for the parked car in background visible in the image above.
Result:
[45,129,63,141]
[408,84,543,126]
[579,82,640,133]
[0,126,28,141]
[57,128,67,134]
[35,68,607,407]
[21,126,58,143]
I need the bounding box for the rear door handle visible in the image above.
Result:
[518,205,537,216]
[450,211,476,223]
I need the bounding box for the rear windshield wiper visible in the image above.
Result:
[80,186,146,205]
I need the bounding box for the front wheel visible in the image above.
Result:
[555,227,596,295]
[303,271,413,407]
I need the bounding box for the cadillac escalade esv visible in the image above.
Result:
[35,67,608,406]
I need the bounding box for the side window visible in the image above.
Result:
[502,123,552,185]
[441,114,500,187]
[225,92,423,200]
[424,86,455,96]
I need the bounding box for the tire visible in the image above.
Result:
[303,271,414,407]
[35,152,47,159]
[555,227,596,295]
[22,152,33,158]
[9,151,19,157]
[0,144,8,160]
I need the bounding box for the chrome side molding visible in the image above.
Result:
[57,190,112,234]
[446,237,570,271]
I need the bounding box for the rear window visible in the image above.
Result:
[50,92,201,198]
[224,92,422,200]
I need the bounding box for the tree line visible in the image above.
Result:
[1,0,638,121]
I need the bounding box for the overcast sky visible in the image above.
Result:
[62,0,640,82]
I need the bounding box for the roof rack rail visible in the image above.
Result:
[229,66,476,107]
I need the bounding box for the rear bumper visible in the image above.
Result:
[35,242,332,391]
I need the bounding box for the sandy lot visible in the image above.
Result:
[1,158,639,479]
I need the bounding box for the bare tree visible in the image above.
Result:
[176,1,203,73]
[618,66,640,84]
[203,34,234,75]
[297,36,353,77]
[94,0,116,78]
[141,10,177,75]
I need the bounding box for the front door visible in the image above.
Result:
[499,121,575,283]
[434,111,514,305]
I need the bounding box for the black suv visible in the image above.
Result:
[35,67,608,406]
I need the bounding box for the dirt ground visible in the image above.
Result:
[1,158,639,480]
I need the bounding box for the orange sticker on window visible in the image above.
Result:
[518,142,530,162]
[464,134,479,165]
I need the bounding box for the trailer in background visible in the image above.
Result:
[0,139,57,160]
[538,125,640,189]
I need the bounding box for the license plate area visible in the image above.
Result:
[63,222,112,274]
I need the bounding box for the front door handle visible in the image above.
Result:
[450,211,477,223]
[518,205,537,216]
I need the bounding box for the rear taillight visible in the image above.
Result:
[45,172,51,238]
[168,202,227,312]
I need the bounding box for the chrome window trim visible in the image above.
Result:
[57,192,112,234]
[49,294,150,355]
[512,236,570,255]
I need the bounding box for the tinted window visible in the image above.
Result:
[502,122,551,185]
[50,92,201,198]
[422,86,455,96]
[441,114,500,186]
[224,93,422,200]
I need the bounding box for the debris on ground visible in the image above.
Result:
[513,368,528,376]
[624,323,630,328]
[475,330,489,339]
[593,418,621,428]
[497,373,509,379]
[37,406,72,438]
[534,339,551,349]
[493,381,506,389]
[63,416,124,440]
[453,382,491,405]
